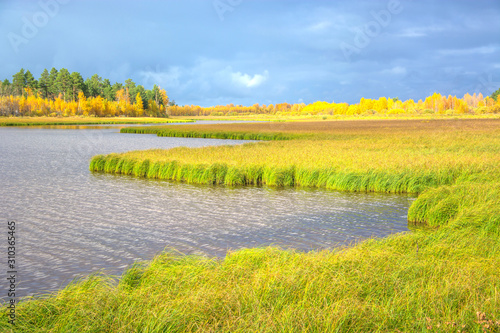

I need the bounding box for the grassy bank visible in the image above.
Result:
[106,119,500,193]
[0,116,194,126]
[2,118,499,331]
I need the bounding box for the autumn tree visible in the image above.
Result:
[0,79,12,96]
[134,92,144,116]
[77,91,87,115]
[159,87,169,116]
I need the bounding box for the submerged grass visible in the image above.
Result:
[3,118,500,332]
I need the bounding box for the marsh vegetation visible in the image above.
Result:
[3,118,500,332]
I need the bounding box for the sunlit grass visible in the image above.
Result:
[0,116,193,126]
[102,119,500,193]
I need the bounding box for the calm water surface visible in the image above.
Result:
[0,124,413,298]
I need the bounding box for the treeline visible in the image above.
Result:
[0,68,171,117]
[169,92,500,116]
[1,68,499,118]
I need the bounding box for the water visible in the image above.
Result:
[0,125,412,298]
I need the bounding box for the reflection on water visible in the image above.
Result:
[0,126,412,298]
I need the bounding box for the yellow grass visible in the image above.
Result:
[96,119,500,193]
[0,116,192,126]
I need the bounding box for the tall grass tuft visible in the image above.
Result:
[408,182,500,227]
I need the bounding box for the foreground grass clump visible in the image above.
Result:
[408,182,500,227]
[3,209,500,332]
[0,116,193,126]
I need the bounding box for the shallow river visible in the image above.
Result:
[0,123,413,298]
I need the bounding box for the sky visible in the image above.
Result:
[1,0,499,106]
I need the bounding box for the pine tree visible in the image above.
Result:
[102,79,114,101]
[38,69,50,99]
[70,72,85,101]
[85,74,103,98]
[25,70,37,92]
[125,79,137,103]
[48,68,59,100]
[12,68,26,96]
[55,68,72,101]
[491,87,500,101]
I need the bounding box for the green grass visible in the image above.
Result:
[121,126,298,140]
[0,116,194,126]
[2,118,500,332]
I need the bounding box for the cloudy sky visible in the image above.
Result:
[1,0,499,106]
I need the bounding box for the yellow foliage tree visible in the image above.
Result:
[134,92,144,116]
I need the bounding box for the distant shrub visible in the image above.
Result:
[474,106,488,114]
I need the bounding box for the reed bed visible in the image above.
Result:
[3,118,500,332]
[0,116,193,126]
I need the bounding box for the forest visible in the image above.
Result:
[0,68,170,117]
[1,68,499,117]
